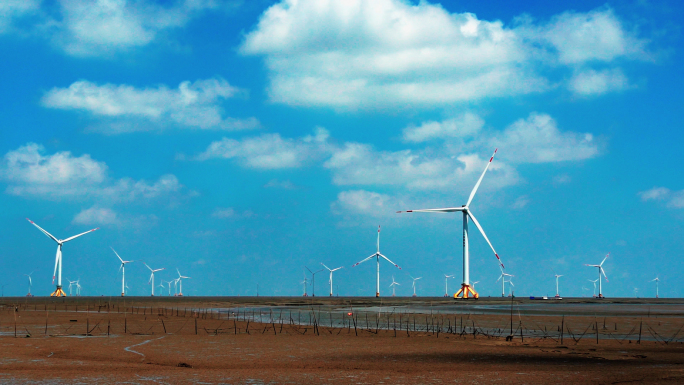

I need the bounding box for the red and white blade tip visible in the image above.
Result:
[378,226,380,232]
[489,149,498,162]
[27,218,34,223]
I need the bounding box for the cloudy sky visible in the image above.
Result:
[1,0,682,298]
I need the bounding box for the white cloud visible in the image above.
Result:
[1,143,182,202]
[402,112,484,143]
[241,0,649,109]
[196,127,330,168]
[331,190,400,218]
[52,0,225,57]
[72,207,118,225]
[72,205,159,228]
[569,68,630,96]
[639,187,684,208]
[535,8,647,65]
[492,113,600,163]
[0,0,40,33]
[42,79,259,133]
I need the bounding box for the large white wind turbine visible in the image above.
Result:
[389,276,400,297]
[410,275,422,297]
[177,269,190,296]
[397,149,505,299]
[145,263,165,296]
[24,271,34,297]
[27,219,99,297]
[585,253,609,299]
[443,274,454,297]
[352,226,402,297]
[321,263,343,297]
[112,247,134,297]
[650,277,660,298]
[497,268,513,297]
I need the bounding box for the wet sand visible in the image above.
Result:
[1,296,683,384]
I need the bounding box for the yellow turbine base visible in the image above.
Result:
[50,288,67,297]
[454,284,479,299]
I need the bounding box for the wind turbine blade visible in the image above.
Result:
[62,227,99,243]
[331,266,343,272]
[466,148,497,207]
[600,267,609,282]
[377,225,380,253]
[118,264,123,273]
[416,277,422,280]
[144,263,153,272]
[509,281,514,287]
[396,207,465,214]
[600,253,609,266]
[584,264,599,267]
[111,247,124,263]
[496,274,503,282]
[467,210,504,268]
[379,254,401,269]
[321,263,331,271]
[27,219,60,243]
[352,254,377,267]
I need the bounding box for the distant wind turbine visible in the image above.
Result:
[389,276,400,297]
[112,247,134,297]
[589,279,599,297]
[144,263,165,296]
[585,253,609,299]
[301,269,309,297]
[24,271,34,297]
[305,266,324,297]
[650,277,660,298]
[321,263,343,297]
[410,275,422,297]
[26,219,98,297]
[351,226,401,297]
[397,149,506,299]
[552,269,563,298]
[177,269,190,296]
[497,268,513,297]
[443,274,454,297]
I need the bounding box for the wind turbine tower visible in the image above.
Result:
[398,149,506,299]
[585,254,609,299]
[352,226,402,297]
[26,219,99,297]
[321,263,343,297]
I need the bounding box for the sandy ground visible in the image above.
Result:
[1,297,683,384]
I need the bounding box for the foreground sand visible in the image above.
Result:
[1,297,683,384]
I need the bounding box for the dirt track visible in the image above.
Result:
[1,297,683,384]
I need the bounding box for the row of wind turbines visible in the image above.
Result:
[25,218,191,297]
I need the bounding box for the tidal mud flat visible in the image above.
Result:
[1,297,683,384]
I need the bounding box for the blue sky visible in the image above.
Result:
[1,0,682,298]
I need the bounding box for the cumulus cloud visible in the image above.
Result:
[72,205,159,228]
[491,113,600,164]
[568,68,630,96]
[402,112,484,143]
[241,0,649,109]
[51,0,228,56]
[1,143,182,202]
[639,187,684,208]
[196,127,330,168]
[331,190,401,218]
[42,79,259,133]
